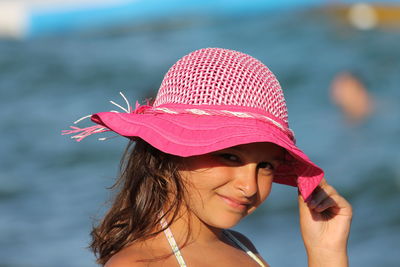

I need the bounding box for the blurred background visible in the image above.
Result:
[1,0,399,266]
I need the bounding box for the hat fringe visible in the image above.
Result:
[62,92,153,142]
[62,125,111,142]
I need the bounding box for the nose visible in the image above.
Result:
[233,164,258,197]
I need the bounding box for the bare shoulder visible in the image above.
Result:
[226,229,259,253]
[104,246,148,267]
[226,230,270,267]
[104,238,174,267]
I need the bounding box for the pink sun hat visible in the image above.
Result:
[63,48,323,200]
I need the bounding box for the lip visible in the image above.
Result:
[218,194,251,211]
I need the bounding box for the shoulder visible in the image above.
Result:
[104,247,148,267]
[104,238,174,267]
[226,230,270,267]
[225,229,259,253]
[105,255,144,267]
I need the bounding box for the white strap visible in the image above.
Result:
[223,230,266,267]
[160,218,187,267]
[160,218,264,267]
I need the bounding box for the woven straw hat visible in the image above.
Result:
[63,48,323,200]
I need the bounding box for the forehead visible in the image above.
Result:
[227,142,285,159]
[180,142,285,171]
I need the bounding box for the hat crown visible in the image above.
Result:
[153,48,289,124]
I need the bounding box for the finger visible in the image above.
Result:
[319,177,328,187]
[327,192,353,217]
[315,191,353,217]
[314,196,337,213]
[308,185,337,209]
[298,192,313,217]
[297,188,310,210]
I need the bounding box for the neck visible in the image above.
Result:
[164,209,223,246]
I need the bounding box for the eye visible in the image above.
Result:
[257,162,274,171]
[219,153,241,164]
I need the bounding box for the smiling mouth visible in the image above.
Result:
[218,194,251,211]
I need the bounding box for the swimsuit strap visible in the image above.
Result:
[223,230,266,267]
[160,218,187,267]
[160,218,264,267]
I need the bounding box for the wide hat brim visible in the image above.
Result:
[91,110,323,200]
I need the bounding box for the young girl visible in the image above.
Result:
[64,48,352,266]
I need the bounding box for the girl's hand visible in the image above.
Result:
[298,178,352,267]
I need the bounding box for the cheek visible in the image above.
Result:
[257,179,273,204]
[180,170,218,203]
[246,181,272,215]
[185,167,231,189]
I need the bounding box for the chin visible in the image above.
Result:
[204,212,246,229]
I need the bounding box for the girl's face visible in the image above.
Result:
[180,142,285,229]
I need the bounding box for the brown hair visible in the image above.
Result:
[90,138,186,265]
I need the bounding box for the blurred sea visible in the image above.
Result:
[1,8,399,267]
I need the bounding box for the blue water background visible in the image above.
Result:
[1,7,400,267]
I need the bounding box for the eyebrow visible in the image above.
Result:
[227,146,285,162]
